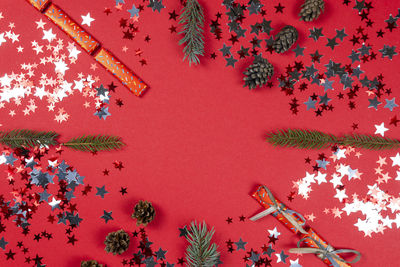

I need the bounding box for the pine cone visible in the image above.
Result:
[243,57,274,89]
[81,260,103,267]
[104,229,130,255]
[273,26,298,54]
[299,0,324,21]
[132,200,156,226]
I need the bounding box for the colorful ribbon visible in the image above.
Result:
[250,185,308,234]
[289,236,361,267]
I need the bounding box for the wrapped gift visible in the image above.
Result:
[25,0,148,96]
[44,3,101,54]
[26,0,50,12]
[290,228,361,267]
[250,185,307,234]
[94,48,148,96]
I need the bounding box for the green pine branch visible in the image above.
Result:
[62,134,125,152]
[342,133,400,150]
[185,221,220,267]
[0,129,59,148]
[266,129,400,150]
[0,129,125,152]
[266,129,338,149]
[178,0,204,66]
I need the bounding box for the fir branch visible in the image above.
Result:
[0,129,124,153]
[266,128,400,150]
[62,134,125,152]
[185,221,220,267]
[0,129,59,148]
[266,129,337,149]
[343,134,400,150]
[178,0,204,66]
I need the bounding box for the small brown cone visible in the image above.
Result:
[273,26,298,54]
[243,57,274,89]
[299,0,325,21]
[131,200,156,226]
[81,260,103,267]
[104,229,130,255]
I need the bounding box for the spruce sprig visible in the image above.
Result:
[0,129,125,152]
[267,129,337,149]
[266,129,400,150]
[342,133,400,150]
[0,129,59,148]
[62,134,125,152]
[185,221,220,267]
[178,0,204,66]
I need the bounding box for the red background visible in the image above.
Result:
[0,0,400,266]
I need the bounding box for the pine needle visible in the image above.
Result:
[0,129,125,153]
[185,221,220,267]
[266,128,400,150]
[266,129,337,149]
[0,129,59,148]
[62,134,125,152]
[343,134,400,150]
[178,0,204,66]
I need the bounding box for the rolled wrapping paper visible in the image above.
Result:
[250,185,307,234]
[25,0,148,96]
[289,228,361,267]
[95,48,147,96]
[26,0,50,12]
[44,3,100,54]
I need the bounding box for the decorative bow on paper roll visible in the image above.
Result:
[290,237,361,267]
[250,185,362,266]
[250,185,308,234]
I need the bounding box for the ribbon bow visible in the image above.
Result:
[250,186,307,234]
[289,236,361,267]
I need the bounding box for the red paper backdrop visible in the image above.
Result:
[0,0,399,266]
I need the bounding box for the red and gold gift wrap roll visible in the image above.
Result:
[95,48,147,96]
[44,3,100,54]
[26,0,50,12]
[25,0,148,96]
[251,186,361,266]
[297,228,354,267]
[252,185,306,234]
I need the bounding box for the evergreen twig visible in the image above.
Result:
[0,129,58,148]
[266,129,337,149]
[342,133,400,150]
[0,129,125,152]
[266,129,400,150]
[62,134,125,152]
[185,221,220,267]
[178,0,204,66]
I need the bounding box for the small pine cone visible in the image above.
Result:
[132,200,156,226]
[104,229,130,255]
[273,26,298,54]
[299,0,325,21]
[243,57,274,89]
[81,260,103,267]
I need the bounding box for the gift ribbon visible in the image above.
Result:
[250,185,308,234]
[289,236,361,267]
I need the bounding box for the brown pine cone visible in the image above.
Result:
[81,260,103,267]
[243,57,274,89]
[299,0,325,21]
[104,229,130,255]
[132,200,156,226]
[273,26,298,54]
